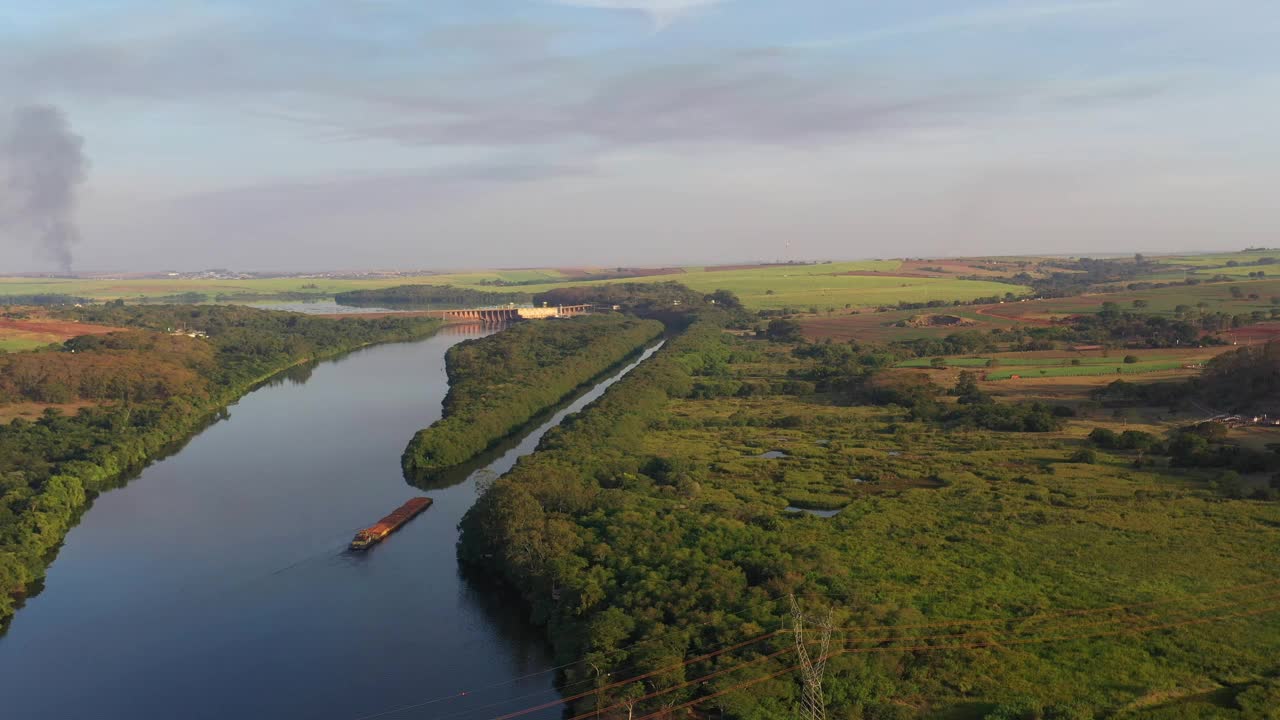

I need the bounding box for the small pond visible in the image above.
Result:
[785,506,843,518]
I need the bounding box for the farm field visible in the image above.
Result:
[888,349,1228,404]
[0,260,1028,311]
[0,316,126,353]
[898,348,1216,373]
[800,307,1021,342]
[980,278,1280,321]
[511,262,1023,310]
[0,269,574,301]
[1154,250,1280,268]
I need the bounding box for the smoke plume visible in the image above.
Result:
[0,105,88,272]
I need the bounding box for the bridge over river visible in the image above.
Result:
[429,303,592,323]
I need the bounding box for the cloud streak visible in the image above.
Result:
[551,0,730,27]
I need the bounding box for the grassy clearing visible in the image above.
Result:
[0,337,49,352]
[895,349,1215,382]
[800,306,1017,342]
[984,360,1188,380]
[899,353,1205,369]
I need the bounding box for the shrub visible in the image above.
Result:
[1070,448,1098,464]
[1088,428,1119,448]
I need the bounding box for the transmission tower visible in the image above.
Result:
[790,594,833,720]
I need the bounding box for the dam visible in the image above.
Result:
[429,303,592,323]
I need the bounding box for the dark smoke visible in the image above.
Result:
[0,104,88,272]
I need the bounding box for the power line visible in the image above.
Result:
[345,590,806,720]
[488,629,788,720]
[629,603,1280,720]
[345,577,1280,720]
[475,583,1280,720]
[790,594,832,720]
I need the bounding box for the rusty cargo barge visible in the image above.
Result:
[349,497,433,551]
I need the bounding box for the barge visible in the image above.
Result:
[349,497,433,551]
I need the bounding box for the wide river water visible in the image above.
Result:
[0,326,662,720]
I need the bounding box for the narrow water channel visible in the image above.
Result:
[0,327,662,720]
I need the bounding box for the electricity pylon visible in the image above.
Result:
[790,595,833,720]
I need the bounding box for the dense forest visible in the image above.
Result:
[460,305,1280,719]
[401,315,664,476]
[334,283,530,307]
[0,305,442,624]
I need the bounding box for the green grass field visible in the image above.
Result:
[983,360,1188,380]
[897,351,1208,381]
[898,355,1197,369]
[504,261,1025,310]
[987,278,1280,322]
[0,269,573,301]
[1155,251,1280,268]
[0,261,1028,310]
[0,338,48,352]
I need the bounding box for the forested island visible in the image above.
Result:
[460,290,1280,719]
[0,305,442,624]
[401,315,664,476]
[334,283,530,307]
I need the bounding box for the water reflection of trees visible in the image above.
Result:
[260,362,316,387]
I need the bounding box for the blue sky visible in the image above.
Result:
[1,0,1277,271]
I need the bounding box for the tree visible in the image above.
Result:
[1089,428,1120,448]
[705,289,743,310]
[1231,286,1245,299]
[1132,299,1149,309]
[930,357,947,369]
[1123,355,1140,364]
[953,371,989,405]
[765,318,804,343]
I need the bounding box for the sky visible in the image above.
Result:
[0,0,1277,272]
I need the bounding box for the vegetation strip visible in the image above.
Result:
[334,283,530,308]
[400,315,665,476]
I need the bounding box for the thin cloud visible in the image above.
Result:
[550,0,730,28]
[801,0,1133,50]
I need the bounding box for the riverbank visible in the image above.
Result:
[0,309,443,626]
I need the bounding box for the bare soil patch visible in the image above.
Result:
[973,303,1058,326]
[0,318,124,336]
[0,401,96,422]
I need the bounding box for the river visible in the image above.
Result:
[0,326,662,720]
